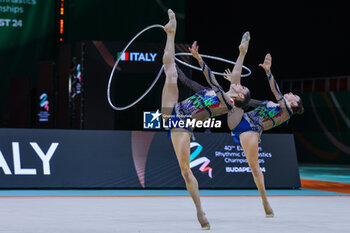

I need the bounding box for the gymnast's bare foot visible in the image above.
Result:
[164,9,176,34]
[197,212,210,230]
[263,201,274,218]
[239,31,250,54]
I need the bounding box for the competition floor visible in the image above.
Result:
[1,164,349,233]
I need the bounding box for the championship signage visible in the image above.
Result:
[0,129,300,188]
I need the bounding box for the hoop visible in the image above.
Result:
[174,52,251,77]
[107,24,165,111]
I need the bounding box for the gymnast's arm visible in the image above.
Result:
[189,41,234,111]
[175,65,207,92]
[247,98,264,108]
[259,53,292,117]
[225,31,250,85]
[223,68,264,110]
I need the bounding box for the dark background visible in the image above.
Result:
[2,1,349,127]
[185,5,350,99]
[67,2,350,99]
[67,2,350,131]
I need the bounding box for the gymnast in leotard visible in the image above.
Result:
[209,52,304,218]
[161,9,250,230]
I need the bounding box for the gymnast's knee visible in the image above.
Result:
[250,166,263,177]
[164,63,178,83]
[181,170,192,182]
[181,167,193,182]
[163,51,174,64]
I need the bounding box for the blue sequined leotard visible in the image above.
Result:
[231,101,284,143]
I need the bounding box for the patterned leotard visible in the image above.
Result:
[231,101,285,143]
[247,100,283,128]
[167,88,232,131]
[176,88,223,118]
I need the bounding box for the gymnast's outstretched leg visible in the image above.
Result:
[171,129,210,229]
[240,131,274,217]
[161,9,178,120]
[161,9,210,229]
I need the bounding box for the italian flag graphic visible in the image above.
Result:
[117,52,129,61]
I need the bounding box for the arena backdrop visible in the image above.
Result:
[0,0,55,118]
[0,129,300,188]
[292,91,350,164]
[82,40,192,130]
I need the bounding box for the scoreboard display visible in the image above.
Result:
[0,0,54,50]
[0,0,55,117]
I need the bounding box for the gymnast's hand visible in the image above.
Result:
[189,41,202,62]
[259,53,272,75]
[222,68,231,82]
